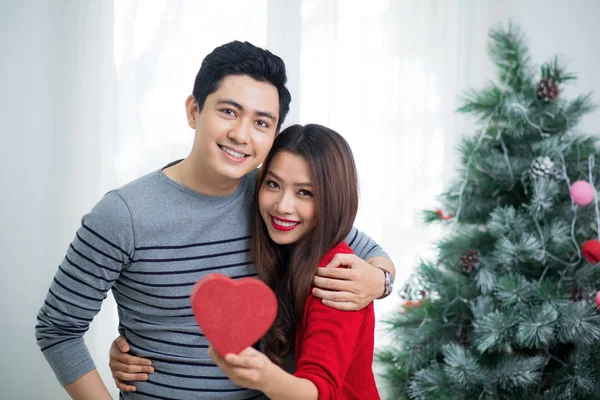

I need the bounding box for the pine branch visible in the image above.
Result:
[543,220,571,249]
[375,348,416,400]
[526,179,561,220]
[475,267,497,295]
[564,93,598,125]
[492,235,545,271]
[540,55,577,83]
[442,343,487,389]
[409,363,455,400]
[556,303,600,345]
[494,275,538,308]
[537,278,562,303]
[515,303,559,348]
[488,206,529,239]
[474,310,515,353]
[458,84,504,120]
[541,93,597,133]
[547,346,600,399]
[488,21,534,93]
[490,355,546,391]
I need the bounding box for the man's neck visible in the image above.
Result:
[162,157,242,196]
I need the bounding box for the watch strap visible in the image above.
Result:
[376,267,393,299]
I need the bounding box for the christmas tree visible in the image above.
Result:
[377,22,600,400]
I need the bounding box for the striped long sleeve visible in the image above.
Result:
[344,226,389,260]
[36,190,134,386]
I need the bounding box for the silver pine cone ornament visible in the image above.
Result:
[529,156,562,180]
[399,275,429,302]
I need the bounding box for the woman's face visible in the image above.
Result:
[258,151,317,245]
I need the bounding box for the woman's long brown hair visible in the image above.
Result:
[251,124,359,367]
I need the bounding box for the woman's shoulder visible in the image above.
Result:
[318,242,353,267]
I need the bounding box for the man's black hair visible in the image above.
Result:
[193,41,291,130]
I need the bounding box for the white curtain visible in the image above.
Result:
[3,1,599,398]
[293,0,482,326]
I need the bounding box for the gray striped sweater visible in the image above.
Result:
[35,162,388,399]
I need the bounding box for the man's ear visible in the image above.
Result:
[185,95,199,129]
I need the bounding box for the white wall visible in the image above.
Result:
[1,2,61,398]
[1,1,599,399]
[473,0,600,134]
[1,1,119,398]
[2,2,76,399]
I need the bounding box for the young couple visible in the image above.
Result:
[36,41,395,399]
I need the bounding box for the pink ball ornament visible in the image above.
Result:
[596,291,600,310]
[570,180,596,206]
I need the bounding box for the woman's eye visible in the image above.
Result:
[298,189,313,197]
[266,180,279,189]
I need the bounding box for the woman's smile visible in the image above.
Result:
[270,215,301,231]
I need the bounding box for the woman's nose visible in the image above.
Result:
[275,193,294,214]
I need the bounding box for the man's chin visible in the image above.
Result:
[218,165,257,181]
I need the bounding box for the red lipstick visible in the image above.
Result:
[270,215,300,231]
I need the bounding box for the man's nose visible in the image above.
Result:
[227,119,251,144]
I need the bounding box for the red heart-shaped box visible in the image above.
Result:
[190,273,278,356]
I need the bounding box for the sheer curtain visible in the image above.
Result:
[290,0,488,344]
[108,0,483,354]
[6,1,599,398]
[0,1,502,398]
[104,1,483,395]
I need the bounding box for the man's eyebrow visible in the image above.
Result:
[216,99,277,122]
[266,171,313,187]
[216,99,244,110]
[256,111,276,122]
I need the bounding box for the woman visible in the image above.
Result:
[112,124,380,399]
[208,124,379,399]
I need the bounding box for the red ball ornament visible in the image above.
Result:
[570,180,596,206]
[582,240,600,264]
[595,291,600,310]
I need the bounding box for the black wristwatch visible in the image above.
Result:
[376,267,394,299]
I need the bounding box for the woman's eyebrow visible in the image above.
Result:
[266,171,312,187]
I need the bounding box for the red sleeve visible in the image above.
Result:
[293,293,367,400]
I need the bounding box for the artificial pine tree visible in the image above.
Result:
[377,22,600,400]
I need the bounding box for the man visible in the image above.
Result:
[36,41,395,399]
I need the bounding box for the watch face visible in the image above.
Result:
[384,271,392,295]
[377,268,393,298]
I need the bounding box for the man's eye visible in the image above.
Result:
[256,120,269,128]
[221,109,236,116]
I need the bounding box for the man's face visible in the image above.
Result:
[187,75,280,183]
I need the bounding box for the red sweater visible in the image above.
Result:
[293,242,381,400]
